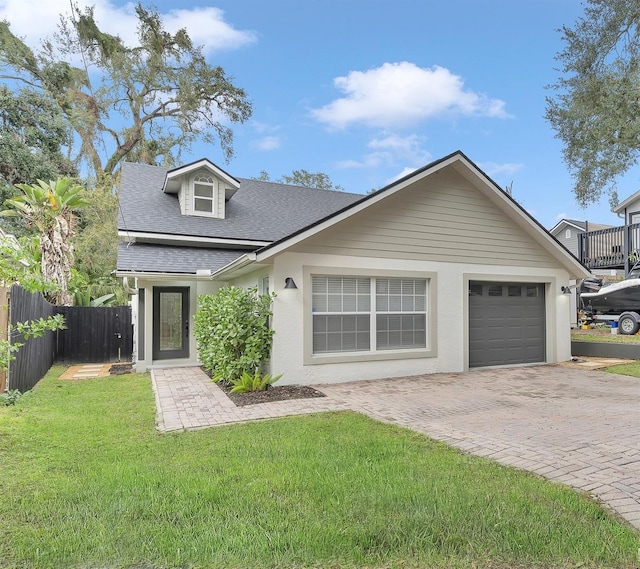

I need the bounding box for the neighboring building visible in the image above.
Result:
[549,219,614,259]
[117,151,589,385]
[549,219,619,327]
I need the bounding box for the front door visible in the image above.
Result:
[153,287,189,360]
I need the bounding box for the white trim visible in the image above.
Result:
[163,158,240,194]
[302,266,438,365]
[209,252,257,278]
[118,231,271,248]
[115,270,216,281]
[549,219,585,234]
[613,189,640,213]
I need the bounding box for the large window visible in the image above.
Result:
[193,174,215,214]
[312,276,427,354]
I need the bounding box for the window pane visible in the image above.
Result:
[376,314,426,350]
[194,183,213,198]
[488,285,503,296]
[311,276,371,314]
[159,292,183,351]
[313,315,370,353]
[194,198,212,212]
[328,294,343,312]
[508,286,522,297]
[376,278,426,315]
[312,278,327,293]
[469,284,483,296]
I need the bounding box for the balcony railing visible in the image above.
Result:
[578,223,640,274]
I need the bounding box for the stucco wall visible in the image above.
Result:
[267,251,571,386]
[134,277,223,372]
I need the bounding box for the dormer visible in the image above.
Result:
[163,159,240,219]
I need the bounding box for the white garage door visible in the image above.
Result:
[469,281,545,368]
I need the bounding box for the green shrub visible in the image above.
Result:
[229,370,282,393]
[194,287,275,384]
[0,389,22,406]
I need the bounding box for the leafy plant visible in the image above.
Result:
[73,289,115,307]
[0,388,21,406]
[0,178,90,305]
[229,370,282,394]
[194,286,276,384]
[0,314,66,373]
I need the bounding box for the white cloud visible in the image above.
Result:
[311,62,510,130]
[0,0,256,54]
[387,166,420,185]
[556,212,568,221]
[336,152,393,170]
[368,134,431,164]
[251,136,281,151]
[337,134,431,173]
[480,162,523,177]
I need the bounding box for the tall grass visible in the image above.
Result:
[0,366,637,568]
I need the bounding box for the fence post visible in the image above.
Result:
[0,286,10,392]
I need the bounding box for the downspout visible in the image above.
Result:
[123,276,138,294]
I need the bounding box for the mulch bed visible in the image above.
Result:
[109,363,135,375]
[218,382,326,407]
[203,368,326,407]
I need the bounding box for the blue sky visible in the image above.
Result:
[0,0,631,229]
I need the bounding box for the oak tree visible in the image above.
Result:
[0,3,252,181]
[546,0,640,207]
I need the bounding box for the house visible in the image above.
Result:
[573,191,640,274]
[549,219,619,327]
[116,151,590,385]
[549,219,615,260]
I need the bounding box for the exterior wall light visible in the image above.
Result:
[284,277,298,289]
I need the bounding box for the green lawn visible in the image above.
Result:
[0,366,638,569]
[571,329,640,344]
[605,361,640,377]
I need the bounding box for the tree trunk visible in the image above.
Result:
[41,217,74,306]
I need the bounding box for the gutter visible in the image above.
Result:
[209,252,257,280]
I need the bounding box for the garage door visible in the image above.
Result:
[469,281,545,368]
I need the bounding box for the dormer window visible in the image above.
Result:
[194,175,215,214]
[163,159,240,220]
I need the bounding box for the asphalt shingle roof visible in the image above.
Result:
[117,242,250,274]
[117,162,363,242]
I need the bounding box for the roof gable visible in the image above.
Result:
[212,151,589,279]
[163,158,240,200]
[549,219,586,235]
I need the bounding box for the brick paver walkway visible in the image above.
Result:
[151,364,640,530]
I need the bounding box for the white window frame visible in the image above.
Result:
[192,174,216,216]
[304,267,437,364]
[565,228,571,239]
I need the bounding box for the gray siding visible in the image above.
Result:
[292,169,563,269]
[551,225,580,258]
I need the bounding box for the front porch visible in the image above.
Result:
[578,223,640,274]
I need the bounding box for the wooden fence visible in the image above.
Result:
[56,305,132,364]
[0,287,9,392]
[3,285,133,392]
[9,285,57,393]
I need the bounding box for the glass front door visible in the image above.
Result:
[153,287,189,360]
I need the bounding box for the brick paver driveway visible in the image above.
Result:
[152,364,640,529]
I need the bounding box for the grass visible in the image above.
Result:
[0,366,638,569]
[571,328,640,344]
[605,360,640,377]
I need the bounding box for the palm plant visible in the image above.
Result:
[0,178,90,305]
